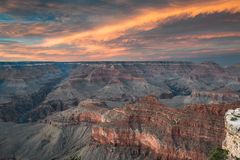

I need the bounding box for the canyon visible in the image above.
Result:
[0,62,239,160]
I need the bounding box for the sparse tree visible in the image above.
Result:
[209,147,228,160]
[69,155,82,160]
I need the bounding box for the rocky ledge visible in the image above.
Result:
[223,108,240,159]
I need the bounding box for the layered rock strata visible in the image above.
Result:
[1,62,240,123]
[64,96,240,160]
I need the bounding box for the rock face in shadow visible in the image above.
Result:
[0,63,72,122]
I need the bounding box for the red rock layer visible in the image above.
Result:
[76,112,104,123]
[74,96,240,160]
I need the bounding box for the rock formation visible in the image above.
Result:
[41,95,239,160]
[0,62,240,160]
[0,95,239,160]
[223,108,240,159]
[0,62,239,123]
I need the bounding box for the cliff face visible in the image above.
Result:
[0,63,71,122]
[188,91,240,104]
[0,96,239,160]
[67,96,240,160]
[91,127,205,160]
[223,108,240,159]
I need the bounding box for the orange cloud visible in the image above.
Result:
[41,0,240,47]
[0,41,129,61]
[174,32,240,40]
[24,0,238,61]
[1,0,240,61]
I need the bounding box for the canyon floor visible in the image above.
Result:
[0,62,239,160]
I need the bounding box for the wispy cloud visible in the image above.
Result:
[0,0,240,63]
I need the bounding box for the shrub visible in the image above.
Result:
[231,117,238,121]
[69,155,81,160]
[208,147,228,160]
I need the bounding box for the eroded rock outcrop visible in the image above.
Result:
[35,96,240,160]
[1,62,240,123]
[187,91,240,105]
[1,95,240,160]
[86,96,240,160]
[223,108,240,159]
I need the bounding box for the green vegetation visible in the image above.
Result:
[231,117,238,121]
[69,155,81,160]
[208,147,229,160]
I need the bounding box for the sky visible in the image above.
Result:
[0,0,240,64]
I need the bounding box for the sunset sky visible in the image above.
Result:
[0,0,240,64]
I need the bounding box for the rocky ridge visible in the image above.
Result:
[0,96,239,160]
[39,96,240,160]
[0,62,239,123]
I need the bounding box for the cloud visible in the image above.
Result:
[0,0,240,63]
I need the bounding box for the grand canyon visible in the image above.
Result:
[0,62,239,160]
[1,0,240,159]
